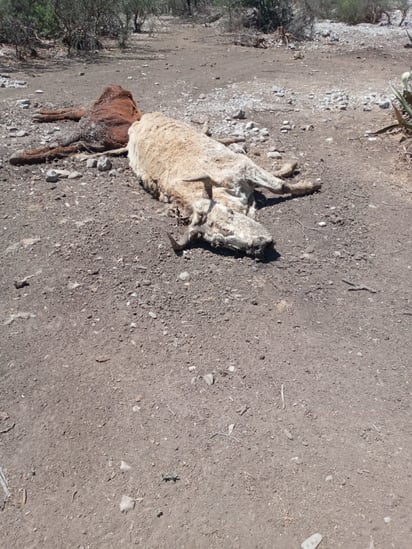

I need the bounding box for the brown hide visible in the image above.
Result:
[9,85,142,165]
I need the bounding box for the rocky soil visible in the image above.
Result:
[1,15,411,549]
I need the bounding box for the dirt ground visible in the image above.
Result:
[1,17,412,549]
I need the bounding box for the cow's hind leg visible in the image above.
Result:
[281,180,322,196]
[247,165,321,196]
[9,143,84,165]
[32,107,87,123]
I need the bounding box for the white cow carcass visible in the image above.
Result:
[128,112,321,256]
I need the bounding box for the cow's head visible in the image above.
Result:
[168,176,273,257]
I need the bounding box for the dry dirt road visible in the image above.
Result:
[1,18,411,549]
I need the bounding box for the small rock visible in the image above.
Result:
[120,461,131,472]
[284,428,294,440]
[148,311,157,319]
[325,475,333,481]
[4,312,36,325]
[229,143,246,155]
[271,85,282,94]
[301,533,323,549]
[245,121,255,130]
[14,279,29,289]
[46,170,58,183]
[15,130,28,137]
[232,109,246,120]
[383,516,392,524]
[378,100,390,109]
[97,156,112,171]
[267,151,282,159]
[68,171,82,179]
[20,237,41,248]
[54,169,71,179]
[178,271,191,282]
[203,373,214,386]
[161,472,179,482]
[86,158,98,169]
[119,495,135,513]
[35,89,44,94]
[318,221,327,227]
[16,99,30,108]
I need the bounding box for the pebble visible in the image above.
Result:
[379,100,390,109]
[301,533,323,549]
[318,221,327,227]
[245,121,255,130]
[4,312,36,325]
[97,156,112,171]
[1,78,26,88]
[119,495,135,513]
[178,271,191,282]
[67,281,81,290]
[86,158,98,169]
[15,130,28,137]
[68,171,82,179]
[272,86,285,95]
[35,89,44,94]
[148,311,157,319]
[120,461,131,472]
[109,169,121,177]
[54,169,71,178]
[46,170,59,183]
[203,373,214,386]
[16,99,31,108]
[232,109,246,120]
[229,143,246,155]
[267,151,282,159]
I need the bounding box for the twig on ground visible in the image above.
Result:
[342,279,377,294]
[166,404,176,416]
[281,384,285,409]
[0,468,10,499]
[0,423,15,434]
[210,431,240,443]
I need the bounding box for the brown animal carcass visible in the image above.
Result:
[10,85,142,165]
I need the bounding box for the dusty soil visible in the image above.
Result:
[1,17,412,549]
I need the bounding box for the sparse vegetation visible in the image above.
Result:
[392,71,412,132]
[0,0,410,57]
[312,0,411,25]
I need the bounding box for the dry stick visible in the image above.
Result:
[166,404,176,416]
[281,384,285,409]
[210,431,240,443]
[0,423,15,434]
[75,147,128,160]
[342,278,377,294]
[0,468,10,499]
